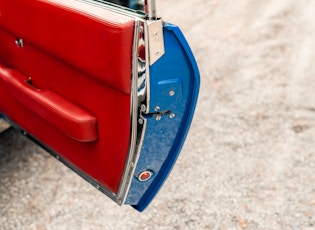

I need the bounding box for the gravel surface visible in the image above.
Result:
[1,0,315,229]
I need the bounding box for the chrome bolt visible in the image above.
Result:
[138,118,144,125]
[140,104,146,112]
[169,90,175,97]
[170,113,176,119]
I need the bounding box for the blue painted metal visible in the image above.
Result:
[125,23,200,211]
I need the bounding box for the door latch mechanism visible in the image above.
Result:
[140,104,172,121]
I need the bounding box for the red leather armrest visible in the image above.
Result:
[0,64,98,142]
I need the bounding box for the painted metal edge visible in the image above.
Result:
[127,23,200,211]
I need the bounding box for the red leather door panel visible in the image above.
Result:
[0,65,98,142]
[0,0,135,193]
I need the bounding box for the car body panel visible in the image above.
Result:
[126,23,200,211]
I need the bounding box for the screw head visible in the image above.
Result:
[138,118,144,125]
[155,106,160,111]
[140,104,146,112]
[15,38,23,47]
[156,115,162,121]
[170,113,176,119]
[169,90,175,97]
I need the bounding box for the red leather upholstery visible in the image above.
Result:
[0,0,135,193]
[0,64,98,142]
[0,0,134,94]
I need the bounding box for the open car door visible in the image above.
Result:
[0,0,200,211]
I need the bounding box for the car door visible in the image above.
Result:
[0,0,200,211]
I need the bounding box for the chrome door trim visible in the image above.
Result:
[116,19,149,205]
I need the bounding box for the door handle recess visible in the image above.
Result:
[0,64,98,142]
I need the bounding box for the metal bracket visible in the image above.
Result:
[144,0,164,65]
[146,19,165,65]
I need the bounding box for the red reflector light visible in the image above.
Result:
[138,170,153,182]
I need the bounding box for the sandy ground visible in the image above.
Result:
[1,0,315,229]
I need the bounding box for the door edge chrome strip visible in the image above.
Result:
[116,19,150,205]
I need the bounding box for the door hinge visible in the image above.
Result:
[145,0,165,65]
[147,19,165,65]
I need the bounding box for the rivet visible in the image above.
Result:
[22,131,27,136]
[170,113,176,119]
[154,106,160,111]
[153,31,158,36]
[56,155,60,160]
[169,90,175,97]
[155,51,160,56]
[130,162,134,168]
[96,184,100,190]
[138,118,144,124]
[156,115,162,121]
